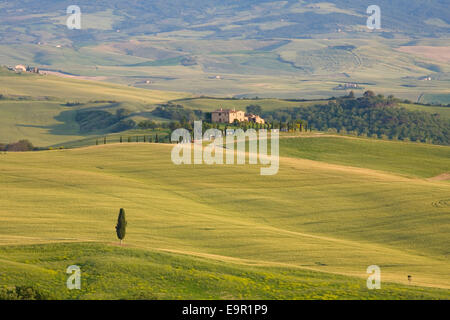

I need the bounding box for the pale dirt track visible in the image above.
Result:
[428,173,450,181]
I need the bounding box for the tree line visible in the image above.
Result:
[262,91,450,145]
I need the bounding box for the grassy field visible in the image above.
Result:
[420,93,450,105]
[0,141,449,299]
[280,135,450,178]
[399,103,450,119]
[1,243,448,300]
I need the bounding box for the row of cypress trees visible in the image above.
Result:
[96,134,169,145]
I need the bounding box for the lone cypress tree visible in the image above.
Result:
[115,208,127,245]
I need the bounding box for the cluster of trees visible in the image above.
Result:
[262,91,450,145]
[98,133,172,145]
[0,286,51,300]
[0,140,35,151]
[231,120,295,131]
[64,101,83,106]
[137,120,158,130]
[246,104,262,115]
[151,104,206,122]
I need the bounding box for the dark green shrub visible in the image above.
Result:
[0,286,52,300]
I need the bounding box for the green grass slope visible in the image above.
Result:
[0,143,449,299]
[280,135,450,178]
[399,103,450,120]
[0,243,448,300]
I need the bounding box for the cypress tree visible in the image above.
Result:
[120,136,123,143]
[115,208,127,245]
[104,137,106,144]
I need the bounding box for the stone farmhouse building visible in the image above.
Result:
[211,108,265,124]
[211,108,246,123]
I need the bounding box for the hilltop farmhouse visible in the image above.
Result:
[9,64,40,74]
[211,108,265,124]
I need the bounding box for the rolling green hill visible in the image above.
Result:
[400,103,450,119]
[1,242,448,300]
[280,135,450,178]
[0,142,449,299]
